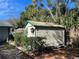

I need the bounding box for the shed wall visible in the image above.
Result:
[0,27,9,42]
[35,28,65,47]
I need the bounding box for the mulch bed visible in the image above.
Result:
[32,47,78,59]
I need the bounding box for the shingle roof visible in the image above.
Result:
[27,21,64,28]
[0,21,13,27]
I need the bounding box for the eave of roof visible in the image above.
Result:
[27,21,64,28]
[0,21,13,27]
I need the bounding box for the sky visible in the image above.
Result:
[0,0,32,20]
[0,0,76,20]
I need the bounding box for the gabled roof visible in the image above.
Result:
[27,21,64,28]
[0,21,13,27]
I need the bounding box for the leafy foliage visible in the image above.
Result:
[13,30,28,47]
[13,28,46,52]
[12,32,23,46]
[33,37,46,51]
[17,0,69,27]
[17,4,53,28]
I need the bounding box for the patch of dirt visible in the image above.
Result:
[0,44,33,59]
[33,48,77,59]
[34,51,67,59]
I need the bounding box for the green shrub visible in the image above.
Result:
[21,32,31,51]
[13,29,46,53]
[12,32,23,46]
[32,37,46,52]
[12,29,31,52]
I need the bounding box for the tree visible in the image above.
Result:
[40,0,43,8]
[17,5,38,27]
[18,0,79,32]
[17,2,53,27]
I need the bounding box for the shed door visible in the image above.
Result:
[36,29,65,47]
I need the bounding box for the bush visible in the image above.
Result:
[13,29,46,53]
[12,29,32,52]
[34,37,46,51]
[21,32,31,51]
[12,32,23,46]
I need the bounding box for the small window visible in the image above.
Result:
[31,28,35,33]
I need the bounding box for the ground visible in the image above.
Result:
[0,43,79,59]
[0,43,33,59]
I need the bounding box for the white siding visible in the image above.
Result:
[27,27,35,37]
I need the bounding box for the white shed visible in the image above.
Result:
[24,21,66,47]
